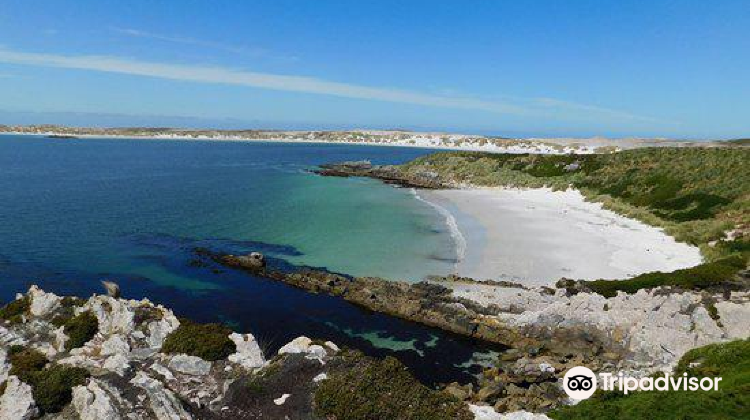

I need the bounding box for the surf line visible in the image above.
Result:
[410,188,467,273]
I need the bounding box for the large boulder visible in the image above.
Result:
[28,285,62,318]
[227,333,266,370]
[167,354,212,376]
[0,376,38,420]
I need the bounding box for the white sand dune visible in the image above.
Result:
[419,187,703,286]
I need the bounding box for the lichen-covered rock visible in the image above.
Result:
[278,336,313,354]
[130,372,193,420]
[146,309,180,350]
[167,354,212,376]
[85,296,135,336]
[0,376,38,420]
[72,378,122,420]
[227,332,265,370]
[28,285,62,318]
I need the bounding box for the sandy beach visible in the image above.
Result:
[418,187,703,286]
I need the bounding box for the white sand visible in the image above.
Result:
[418,187,703,286]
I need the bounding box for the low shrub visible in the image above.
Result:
[0,296,30,324]
[550,339,750,420]
[582,256,746,297]
[8,347,48,381]
[161,318,235,361]
[6,345,88,414]
[314,350,472,420]
[27,365,89,414]
[63,311,99,351]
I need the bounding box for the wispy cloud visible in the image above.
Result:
[0,48,530,115]
[0,47,660,123]
[112,27,299,62]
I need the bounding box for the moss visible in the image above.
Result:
[0,296,30,324]
[550,339,750,420]
[161,318,236,361]
[314,350,472,420]
[63,311,99,351]
[27,365,89,414]
[579,256,746,297]
[8,347,48,382]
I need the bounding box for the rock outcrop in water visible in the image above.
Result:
[213,250,750,414]
[314,162,446,189]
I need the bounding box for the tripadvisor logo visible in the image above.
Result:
[563,366,722,400]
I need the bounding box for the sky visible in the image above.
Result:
[0,0,748,138]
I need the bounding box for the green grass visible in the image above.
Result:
[161,318,236,361]
[549,339,750,420]
[315,350,472,420]
[577,256,747,297]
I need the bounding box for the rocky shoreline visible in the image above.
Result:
[314,161,448,189]
[0,285,482,420]
[211,250,750,414]
[1,258,748,419]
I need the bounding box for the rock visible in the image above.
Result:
[324,341,340,352]
[130,372,192,420]
[273,394,291,405]
[146,310,180,350]
[278,336,313,355]
[0,376,38,420]
[222,252,266,271]
[101,334,130,356]
[444,382,472,401]
[306,345,327,363]
[167,354,212,376]
[72,379,122,420]
[0,350,8,384]
[539,363,555,373]
[470,405,553,420]
[100,280,121,299]
[28,285,61,318]
[103,353,131,376]
[53,326,68,352]
[87,296,135,336]
[150,363,175,382]
[227,333,266,370]
[476,382,504,401]
[313,373,328,382]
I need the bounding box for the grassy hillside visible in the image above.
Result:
[401,148,749,260]
[549,338,750,420]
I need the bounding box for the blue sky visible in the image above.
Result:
[0,1,748,138]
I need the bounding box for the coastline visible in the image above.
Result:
[0,131,606,154]
[417,186,704,286]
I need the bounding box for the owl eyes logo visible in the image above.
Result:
[563,366,598,399]
[567,374,594,391]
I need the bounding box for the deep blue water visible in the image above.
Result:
[0,135,502,385]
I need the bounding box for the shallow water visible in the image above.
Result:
[0,135,497,385]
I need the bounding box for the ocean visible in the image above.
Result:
[0,134,499,385]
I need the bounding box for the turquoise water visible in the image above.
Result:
[0,135,502,385]
[0,135,455,290]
